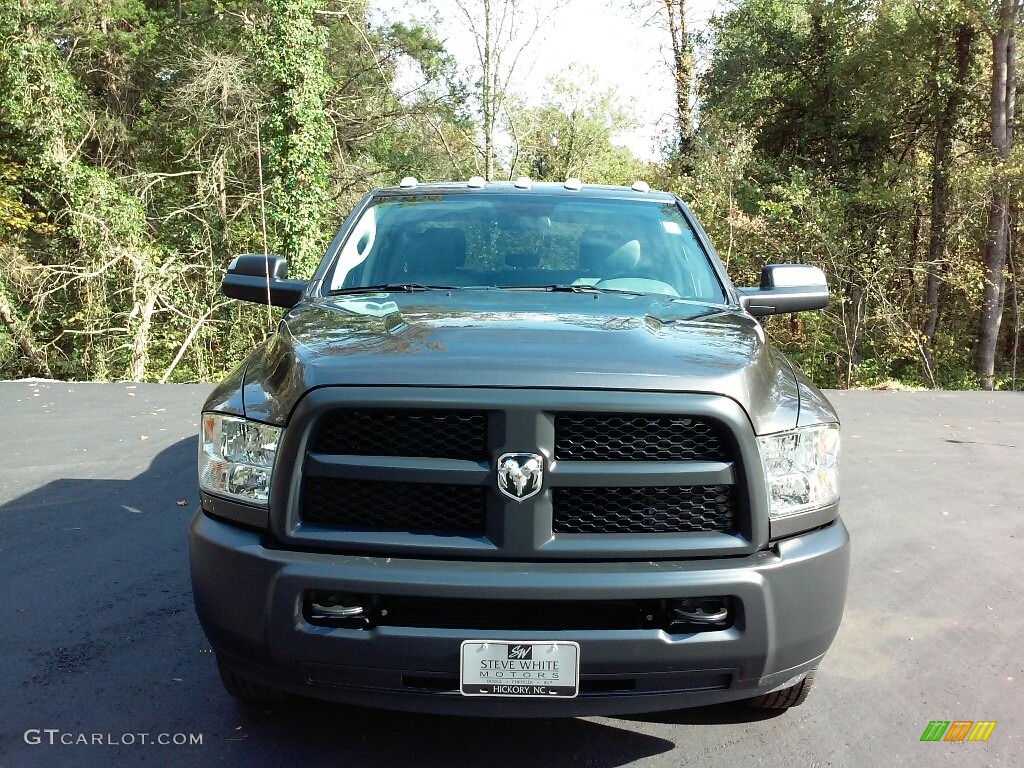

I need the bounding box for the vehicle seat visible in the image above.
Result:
[578,235,642,278]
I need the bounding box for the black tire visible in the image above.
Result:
[216,657,289,703]
[746,666,816,710]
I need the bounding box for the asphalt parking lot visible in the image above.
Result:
[0,381,1021,767]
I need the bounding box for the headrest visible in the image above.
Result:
[606,240,641,272]
[579,234,640,273]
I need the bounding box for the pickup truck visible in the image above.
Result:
[190,178,849,716]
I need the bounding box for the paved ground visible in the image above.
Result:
[0,382,1021,768]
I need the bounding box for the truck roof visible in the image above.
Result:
[371,179,678,203]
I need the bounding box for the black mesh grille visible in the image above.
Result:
[554,414,731,462]
[314,410,487,460]
[553,485,736,533]
[303,477,485,533]
[379,597,653,631]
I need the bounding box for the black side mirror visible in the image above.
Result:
[221,254,307,308]
[736,264,829,317]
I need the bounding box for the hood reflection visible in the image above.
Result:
[237,290,800,433]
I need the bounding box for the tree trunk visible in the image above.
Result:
[128,257,174,382]
[83,257,110,381]
[128,286,159,383]
[0,278,51,378]
[661,0,693,168]
[909,202,923,290]
[1009,204,1021,389]
[975,0,1016,390]
[923,23,974,372]
[482,0,495,180]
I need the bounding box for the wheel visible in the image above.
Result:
[746,666,816,710]
[216,656,289,703]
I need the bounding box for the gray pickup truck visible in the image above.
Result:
[190,179,849,717]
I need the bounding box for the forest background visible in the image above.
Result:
[1,0,1021,390]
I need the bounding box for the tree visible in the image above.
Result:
[621,0,696,169]
[0,160,52,376]
[975,0,1019,389]
[509,68,647,184]
[0,0,1019,390]
[248,0,332,276]
[922,10,977,381]
[697,0,999,388]
[350,19,479,182]
[663,0,695,164]
[0,0,477,382]
[447,0,565,180]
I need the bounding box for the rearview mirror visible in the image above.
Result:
[736,264,829,317]
[221,254,306,308]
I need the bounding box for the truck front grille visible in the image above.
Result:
[303,477,486,534]
[292,392,753,557]
[313,409,487,460]
[554,414,731,461]
[553,485,736,534]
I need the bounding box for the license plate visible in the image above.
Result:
[460,640,580,698]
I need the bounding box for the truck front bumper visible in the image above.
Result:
[189,511,850,717]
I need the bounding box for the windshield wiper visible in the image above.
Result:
[328,283,459,295]
[495,284,648,297]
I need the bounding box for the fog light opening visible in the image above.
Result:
[666,597,731,632]
[306,591,373,628]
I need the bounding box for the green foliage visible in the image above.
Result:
[248,0,332,277]
[0,0,1019,391]
[0,0,482,382]
[511,68,647,184]
[685,0,1022,389]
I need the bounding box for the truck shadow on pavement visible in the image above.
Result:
[230,698,677,766]
[222,695,781,766]
[4,436,776,768]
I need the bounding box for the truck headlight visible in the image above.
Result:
[757,424,840,517]
[199,413,282,506]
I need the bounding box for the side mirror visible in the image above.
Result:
[736,264,829,317]
[221,254,307,308]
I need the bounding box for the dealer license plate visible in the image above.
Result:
[460,640,580,698]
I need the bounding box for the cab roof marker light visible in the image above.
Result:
[399,176,418,189]
[467,176,486,188]
[564,178,583,191]
[513,176,533,190]
[631,180,651,193]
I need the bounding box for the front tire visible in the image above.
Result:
[746,667,816,710]
[217,656,289,703]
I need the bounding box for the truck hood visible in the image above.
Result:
[211,290,834,434]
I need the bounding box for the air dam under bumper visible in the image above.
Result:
[189,511,849,717]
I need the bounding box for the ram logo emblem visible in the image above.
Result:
[497,453,544,502]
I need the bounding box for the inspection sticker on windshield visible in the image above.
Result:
[460,640,580,697]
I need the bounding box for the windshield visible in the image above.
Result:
[325,193,726,303]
